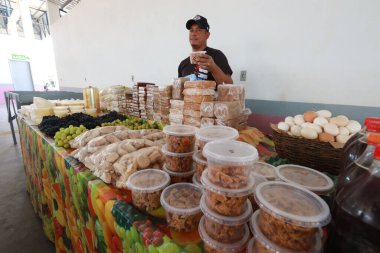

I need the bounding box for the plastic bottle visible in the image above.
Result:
[329,145,380,253]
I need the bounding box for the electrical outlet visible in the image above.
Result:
[240,70,247,81]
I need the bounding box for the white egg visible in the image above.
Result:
[316,110,332,118]
[313,117,329,127]
[337,134,350,144]
[330,115,349,127]
[324,123,340,136]
[301,122,313,128]
[285,116,295,125]
[278,122,290,131]
[290,125,302,137]
[301,127,318,139]
[309,123,323,134]
[346,120,362,134]
[294,115,305,125]
[339,127,350,135]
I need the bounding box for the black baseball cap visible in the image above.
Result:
[186,15,210,31]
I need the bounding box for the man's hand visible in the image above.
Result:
[196,54,216,72]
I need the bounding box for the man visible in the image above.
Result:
[178,15,233,84]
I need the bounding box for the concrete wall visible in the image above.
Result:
[50,0,380,108]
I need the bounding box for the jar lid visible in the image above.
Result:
[276,164,334,195]
[201,169,255,197]
[196,126,239,142]
[161,144,195,157]
[192,150,207,165]
[126,169,170,193]
[200,195,252,226]
[252,162,276,180]
[160,183,202,215]
[163,125,196,136]
[254,181,331,228]
[249,210,323,253]
[203,140,258,165]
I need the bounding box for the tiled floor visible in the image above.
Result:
[0,103,55,252]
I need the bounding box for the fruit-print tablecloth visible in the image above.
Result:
[18,117,275,253]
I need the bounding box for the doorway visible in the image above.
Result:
[8,60,34,91]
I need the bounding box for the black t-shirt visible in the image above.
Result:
[178,47,233,81]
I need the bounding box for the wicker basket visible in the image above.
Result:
[271,124,343,175]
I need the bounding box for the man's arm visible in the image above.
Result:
[196,54,233,84]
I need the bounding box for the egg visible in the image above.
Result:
[319,132,335,142]
[313,117,329,127]
[316,110,332,118]
[337,134,351,144]
[324,123,340,136]
[285,116,295,125]
[294,115,305,125]
[301,122,313,128]
[309,123,322,134]
[301,127,318,139]
[339,127,350,135]
[290,125,302,137]
[346,120,361,134]
[278,122,290,131]
[304,111,318,123]
[330,115,349,127]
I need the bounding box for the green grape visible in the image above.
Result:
[67,136,72,141]
[64,128,70,134]
[57,140,63,147]
[63,143,70,149]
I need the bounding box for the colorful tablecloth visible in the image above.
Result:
[18,117,275,253]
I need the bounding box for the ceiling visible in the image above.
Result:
[48,0,81,12]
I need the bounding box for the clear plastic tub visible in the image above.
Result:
[190,51,207,64]
[199,216,250,253]
[162,145,194,172]
[248,210,323,253]
[200,194,252,243]
[276,164,334,195]
[192,173,203,189]
[126,169,170,212]
[252,162,277,181]
[196,126,239,151]
[248,173,267,211]
[201,169,255,216]
[254,182,330,251]
[203,140,258,189]
[163,164,195,184]
[193,150,207,181]
[163,125,196,153]
[160,183,202,232]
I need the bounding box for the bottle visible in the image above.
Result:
[329,145,380,253]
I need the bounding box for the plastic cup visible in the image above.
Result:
[163,164,195,184]
[192,173,203,190]
[248,173,267,212]
[254,181,330,251]
[163,125,196,153]
[160,183,202,232]
[162,144,194,172]
[190,51,207,64]
[252,162,277,181]
[203,140,258,189]
[193,150,207,181]
[196,126,239,151]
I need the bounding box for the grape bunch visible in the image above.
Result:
[54,125,87,149]
[101,117,164,130]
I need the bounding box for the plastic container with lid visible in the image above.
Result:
[202,169,255,216]
[248,210,323,253]
[163,164,195,184]
[163,125,196,153]
[276,164,334,196]
[200,194,252,243]
[203,140,258,189]
[190,51,207,64]
[252,162,277,181]
[254,181,330,251]
[160,183,202,232]
[248,173,267,211]
[193,150,207,181]
[192,173,203,189]
[162,145,194,172]
[126,169,170,212]
[196,126,239,151]
[199,216,250,253]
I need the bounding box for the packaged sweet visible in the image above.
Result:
[183,109,201,118]
[172,77,189,100]
[201,118,215,128]
[196,126,239,151]
[183,88,215,96]
[217,84,245,108]
[170,100,184,110]
[163,125,196,153]
[184,102,202,111]
[162,145,194,172]
[193,151,207,181]
[183,116,201,128]
[163,164,195,183]
[184,80,216,89]
[201,102,215,117]
[184,95,214,103]
[214,101,243,121]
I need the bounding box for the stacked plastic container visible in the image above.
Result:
[162,125,197,183]
[199,140,258,253]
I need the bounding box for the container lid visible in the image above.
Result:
[163,164,196,177]
[276,164,334,195]
[196,126,239,142]
[249,210,322,253]
[254,181,331,228]
[126,169,170,193]
[200,195,252,226]
[163,125,196,136]
[160,183,202,215]
[246,237,255,253]
[199,216,250,253]
[192,173,203,189]
[201,169,255,197]
[250,173,267,189]
[203,140,258,165]
[161,144,195,157]
[193,150,207,165]
[252,162,276,180]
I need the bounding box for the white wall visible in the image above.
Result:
[0,35,59,90]
[50,0,380,107]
